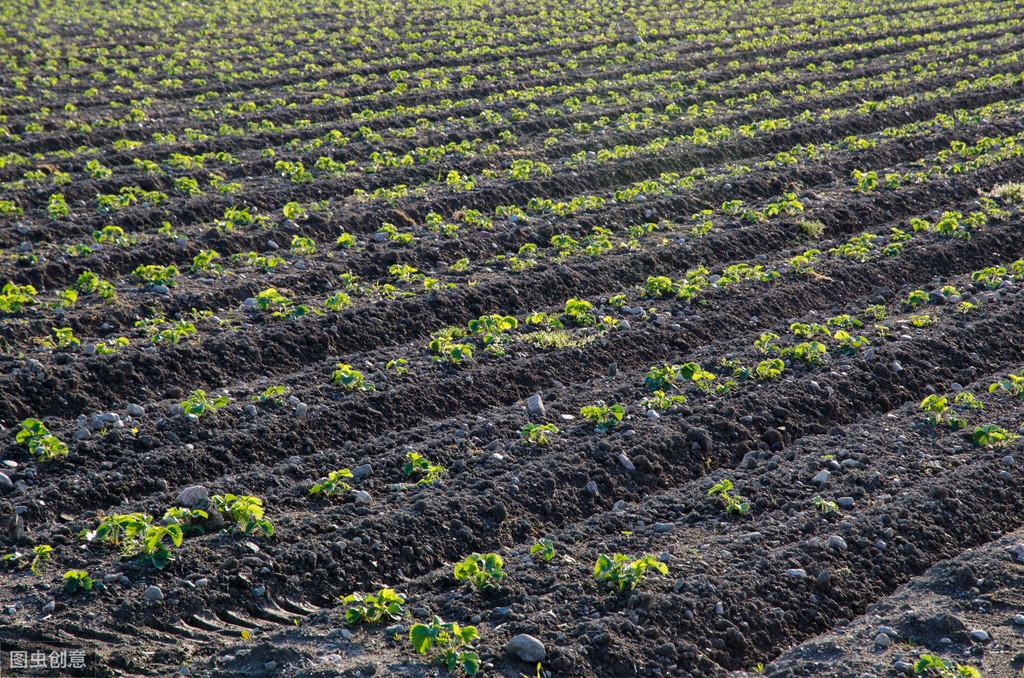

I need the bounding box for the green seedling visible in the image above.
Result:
[16,419,68,461]
[309,469,355,498]
[641,389,687,411]
[402,452,446,486]
[43,327,80,350]
[913,654,980,677]
[467,314,517,353]
[593,553,668,591]
[520,423,558,445]
[251,385,288,406]
[133,264,180,287]
[332,363,374,390]
[82,512,191,569]
[385,358,409,375]
[754,358,784,380]
[563,297,596,326]
[253,288,308,319]
[579,403,624,432]
[409,616,480,676]
[180,390,230,417]
[989,370,1024,398]
[0,281,37,313]
[971,424,1017,447]
[453,553,505,592]
[708,478,750,515]
[529,539,556,562]
[30,545,52,575]
[63,569,96,594]
[211,494,274,536]
[812,496,840,514]
[341,587,406,624]
[161,507,208,537]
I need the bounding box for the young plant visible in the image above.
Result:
[43,327,80,350]
[341,587,406,624]
[640,389,687,411]
[919,394,969,430]
[63,569,96,594]
[385,358,409,375]
[529,539,556,562]
[29,544,53,575]
[754,358,784,380]
[812,496,840,514]
[989,370,1024,398]
[520,423,558,445]
[429,328,474,364]
[309,469,355,498]
[253,288,309,319]
[971,424,1017,447]
[402,451,446,486]
[139,523,185,569]
[180,390,230,417]
[579,402,625,432]
[133,264,180,287]
[331,363,374,390]
[211,494,274,536]
[593,553,669,591]
[467,314,517,354]
[0,281,37,313]
[251,385,288,406]
[913,654,980,677]
[408,616,480,676]
[454,553,505,592]
[16,419,68,461]
[707,478,750,515]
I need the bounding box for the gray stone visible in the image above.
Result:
[617,453,635,472]
[526,393,545,419]
[126,404,145,417]
[176,485,209,509]
[652,522,673,534]
[353,490,372,505]
[144,585,163,602]
[827,535,847,551]
[506,634,546,663]
[784,568,807,578]
[351,464,372,480]
[874,632,891,648]
[0,473,11,492]
[837,496,855,509]
[812,470,831,485]
[969,629,989,642]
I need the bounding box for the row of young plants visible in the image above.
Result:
[76,272,1024,675]
[2,9,1015,246]
[13,199,1023,530]
[465,360,1024,674]
[3,117,1020,366]
[6,70,1023,299]
[8,222,1024,675]
[7,14,1018,205]
[1,0,985,138]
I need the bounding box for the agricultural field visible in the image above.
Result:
[3,0,1024,675]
